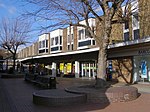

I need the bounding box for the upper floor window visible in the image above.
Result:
[79,29,84,40]
[85,29,91,38]
[132,12,140,40]
[60,36,62,45]
[51,36,62,46]
[55,36,59,45]
[124,21,129,30]
[39,40,48,49]
[124,32,129,41]
[132,13,139,28]
[46,40,48,47]
[79,29,92,40]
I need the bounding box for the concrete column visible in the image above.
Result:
[89,63,91,77]
[75,61,80,78]
[52,62,56,77]
[81,63,84,77]
[93,63,95,78]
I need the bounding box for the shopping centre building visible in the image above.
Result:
[17,0,150,83]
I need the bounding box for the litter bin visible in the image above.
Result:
[49,76,56,89]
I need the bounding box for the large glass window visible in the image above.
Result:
[79,29,84,40]
[50,35,62,52]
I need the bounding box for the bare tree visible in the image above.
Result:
[0,18,30,73]
[24,0,136,87]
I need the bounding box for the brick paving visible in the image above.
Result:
[0,77,150,112]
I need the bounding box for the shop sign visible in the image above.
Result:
[138,49,150,55]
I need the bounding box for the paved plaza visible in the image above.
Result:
[0,76,150,112]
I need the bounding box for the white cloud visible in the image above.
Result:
[0,3,6,8]
[0,1,16,14]
[8,6,16,14]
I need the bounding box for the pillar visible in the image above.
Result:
[81,63,84,77]
[52,62,56,77]
[89,63,91,77]
[75,61,80,78]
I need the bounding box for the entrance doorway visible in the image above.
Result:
[81,62,96,78]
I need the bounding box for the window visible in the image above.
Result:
[134,29,140,39]
[51,38,54,46]
[132,12,139,40]
[79,29,84,40]
[46,40,48,47]
[124,32,129,41]
[85,29,91,38]
[50,35,62,52]
[124,21,129,30]
[39,41,41,48]
[55,36,58,45]
[60,36,62,45]
[42,40,45,48]
[133,13,139,28]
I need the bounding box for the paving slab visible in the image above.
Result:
[0,77,150,112]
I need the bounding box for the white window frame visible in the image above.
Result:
[50,35,63,53]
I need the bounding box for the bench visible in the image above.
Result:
[25,74,56,89]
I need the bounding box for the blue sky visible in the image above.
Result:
[0,0,40,44]
[0,0,21,19]
[0,0,130,45]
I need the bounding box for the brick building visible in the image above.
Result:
[17,0,150,83]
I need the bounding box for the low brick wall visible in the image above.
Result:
[33,89,86,106]
[106,86,138,103]
[66,86,138,103]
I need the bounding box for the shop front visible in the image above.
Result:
[133,52,150,83]
[80,62,97,78]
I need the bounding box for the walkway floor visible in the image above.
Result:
[0,76,150,112]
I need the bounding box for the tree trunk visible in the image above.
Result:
[95,42,110,88]
[12,54,16,74]
[95,15,112,88]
